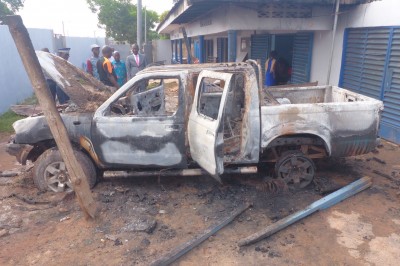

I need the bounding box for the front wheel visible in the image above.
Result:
[33,148,97,193]
[275,151,315,189]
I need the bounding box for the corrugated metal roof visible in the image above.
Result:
[158,0,380,32]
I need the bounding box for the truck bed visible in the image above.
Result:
[260,86,384,157]
[262,85,376,105]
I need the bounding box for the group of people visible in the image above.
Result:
[42,43,147,105]
[85,43,147,90]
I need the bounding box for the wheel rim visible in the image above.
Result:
[44,161,73,193]
[276,154,315,189]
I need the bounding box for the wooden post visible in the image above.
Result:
[181,27,192,64]
[2,15,98,219]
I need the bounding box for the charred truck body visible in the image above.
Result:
[7,52,383,192]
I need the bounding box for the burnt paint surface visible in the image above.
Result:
[13,113,93,145]
[261,86,383,157]
[91,71,188,169]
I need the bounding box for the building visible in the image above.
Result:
[158,0,400,143]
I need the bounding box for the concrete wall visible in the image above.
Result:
[311,0,400,86]
[152,40,173,64]
[0,26,54,114]
[65,36,105,70]
[110,44,131,63]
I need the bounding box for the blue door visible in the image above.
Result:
[250,34,270,84]
[340,27,400,143]
[291,32,314,84]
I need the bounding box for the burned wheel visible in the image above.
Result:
[33,148,97,193]
[275,151,315,189]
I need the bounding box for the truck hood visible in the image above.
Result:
[37,51,114,112]
[13,113,93,144]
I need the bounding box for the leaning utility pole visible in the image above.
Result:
[144,6,147,44]
[137,0,143,48]
[326,0,340,85]
[2,15,98,220]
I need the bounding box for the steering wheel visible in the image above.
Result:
[110,102,126,115]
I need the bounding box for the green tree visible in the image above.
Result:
[159,10,169,24]
[87,0,159,44]
[157,10,170,40]
[0,0,24,16]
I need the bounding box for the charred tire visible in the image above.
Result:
[275,151,315,189]
[33,148,97,193]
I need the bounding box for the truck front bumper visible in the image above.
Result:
[6,142,33,165]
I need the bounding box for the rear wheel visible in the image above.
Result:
[275,151,315,189]
[33,148,97,193]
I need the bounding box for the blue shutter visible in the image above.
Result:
[340,28,390,99]
[380,28,400,143]
[194,40,200,60]
[217,38,223,63]
[291,32,313,84]
[250,34,270,83]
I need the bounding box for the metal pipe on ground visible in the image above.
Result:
[238,176,372,247]
[151,203,252,266]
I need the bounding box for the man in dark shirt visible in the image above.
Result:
[97,45,119,89]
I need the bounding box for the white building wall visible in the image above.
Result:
[0,26,54,114]
[169,5,333,40]
[236,30,253,62]
[311,0,400,86]
[66,36,105,70]
[152,39,172,64]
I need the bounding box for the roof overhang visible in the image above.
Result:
[157,0,380,33]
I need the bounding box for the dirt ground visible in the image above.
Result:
[0,132,399,266]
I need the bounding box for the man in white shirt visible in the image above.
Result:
[126,43,147,80]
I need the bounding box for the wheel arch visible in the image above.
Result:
[26,138,99,167]
[262,132,332,161]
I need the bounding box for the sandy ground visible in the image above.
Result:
[0,132,399,266]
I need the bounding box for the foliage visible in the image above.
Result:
[0,110,22,133]
[159,10,169,24]
[0,0,24,16]
[0,94,36,133]
[86,0,160,43]
[157,10,170,40]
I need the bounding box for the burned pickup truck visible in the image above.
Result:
[7,52,383,192]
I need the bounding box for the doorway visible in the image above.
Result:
[272,35,294,85]
[250,32,313,85]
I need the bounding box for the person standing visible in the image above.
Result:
[97,45,119,89]
[86,44,101,80]
[265,50,277,87]
[56,48,71,104]
[112,51,127,88]
[126,43,147,80]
